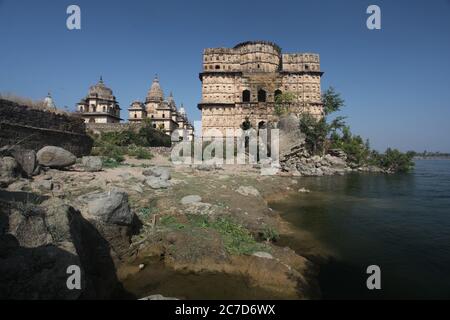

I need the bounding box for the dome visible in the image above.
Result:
[88,77,114,100]
[43,93,56,110]
[179,103,186,116]
[146,75,164,102]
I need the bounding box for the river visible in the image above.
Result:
[270,160,450,299]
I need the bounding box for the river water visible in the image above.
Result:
[270,160,450,299]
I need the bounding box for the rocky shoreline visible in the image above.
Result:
[0,143,384,300]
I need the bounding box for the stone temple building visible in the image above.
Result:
[76,77,122,123]
[128,76,194,140]
[198,41,323,136]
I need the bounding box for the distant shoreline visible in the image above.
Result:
[414,157,450,160]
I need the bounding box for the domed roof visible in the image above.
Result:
[179,103,186,116]
[146,75,164,102]
[88,77,114,100]
[43,92,56,110]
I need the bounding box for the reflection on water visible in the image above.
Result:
[270,160,450,299]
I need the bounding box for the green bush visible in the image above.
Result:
[127,145,153,159]
[370,148,415,173]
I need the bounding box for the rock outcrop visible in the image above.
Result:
[0,188,138,300]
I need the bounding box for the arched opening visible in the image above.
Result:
[215,65,220,70]
[274,89,282,101]
[242,90,250,102]
[258,121,266,129]
[134,113,137,118]
[258,89,266,102]
[103,106,106,112]
[89,118,95,123]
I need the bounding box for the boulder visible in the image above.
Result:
[36,146,76,168]
[180,195,202,205]
[0,197,127,299]
[81,156,102,172]
[77,190,133,225]
[143,167,171,180]
[0,157,19,187]
[145,176,171,189]
[236,186,260,197]
[9,147,37,177]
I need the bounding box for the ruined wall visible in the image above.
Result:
[0,99,93,156]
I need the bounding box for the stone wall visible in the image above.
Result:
[0,99,93,156]
[86,122,143,134]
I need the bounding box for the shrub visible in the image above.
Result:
[127,145,153,159]
[371,148,415,173]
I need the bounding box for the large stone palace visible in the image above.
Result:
[198,41,323,136]
[76,76,194,141]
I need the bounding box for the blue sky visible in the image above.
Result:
[0,0,449,152]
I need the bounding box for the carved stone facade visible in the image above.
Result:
[77,77,122,123]
[198,41,323,136]
[129,76,194,141]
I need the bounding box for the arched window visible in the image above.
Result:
[215,65,220,70]
[79,106,84,112]
[258,121,266,129]
[242,90,250,102]
[134,113,137,118]
[274,89,282,101]
[258,89,266,102]
[103,106,106,112]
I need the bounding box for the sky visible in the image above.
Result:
[0,0,449,152]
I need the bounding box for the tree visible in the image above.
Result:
[322,87,345,116]
[274,92,296,116]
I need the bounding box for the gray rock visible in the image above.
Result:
[143,167,171,180]
[9,148,37,177]
[0,157,19,187]
[81,156,102,172]
[180,195,202,205]
[145,176,171,189]
[78,190,133,225]
[36,146,76,168]
[32,179,53,192]
[252,251,274,259]
[236,186,260,197]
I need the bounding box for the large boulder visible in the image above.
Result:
[77,190,133,225]
[0,198,83,299]
[36,146,76,169]
[0,197,129,299]
[1,146,37,177]
[0,157,19,187]
[81,156,103,172]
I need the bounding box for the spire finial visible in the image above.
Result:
[99,75,103,83]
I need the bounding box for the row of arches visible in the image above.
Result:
[241,89,283,103]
